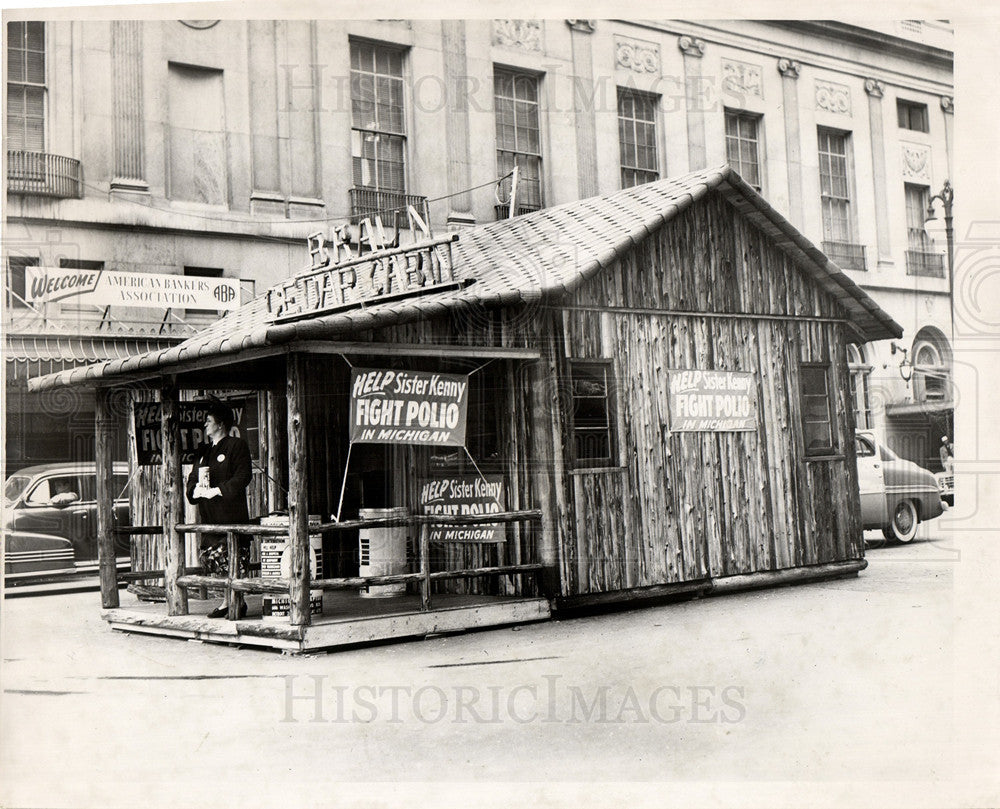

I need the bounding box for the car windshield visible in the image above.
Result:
[4,475,32,504]
[879,442,899,461]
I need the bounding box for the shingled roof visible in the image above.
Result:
[28,164,902,392]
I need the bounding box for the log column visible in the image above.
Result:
[161,381,188,615]
[95,387,119,608]
[529,358,561,599]
[286,354,311,626]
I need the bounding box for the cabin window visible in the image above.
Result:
[800,364,836,456]
[494,67,542,218]
[350,40,408,200]
[724,109,762,191]
[618,88,659,188]
[569,360,617,467]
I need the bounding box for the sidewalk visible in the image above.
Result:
[0,533,994,808]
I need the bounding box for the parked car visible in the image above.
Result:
[855,432,947,542]
[935,471,954,507]
[4,530,76,575]
[3,462,131,564]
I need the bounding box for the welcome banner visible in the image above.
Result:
[349,368,469,446]
[26,267,240,310]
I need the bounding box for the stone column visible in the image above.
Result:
[679,36,707,171]
[865,78,892,266]
[442,20,475,227]
[778,58,803,228]
[110,20,148,195]
[568,20,598,198]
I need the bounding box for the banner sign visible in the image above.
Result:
[26,267,240,310]
[419,474,505,543]
[266,234,462,323]
[133,400,250,465]
[350,368,469,446]
[667,370,758,432]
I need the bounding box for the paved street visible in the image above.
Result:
[1,530,996,808]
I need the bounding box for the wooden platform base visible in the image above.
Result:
[103,591,551,653]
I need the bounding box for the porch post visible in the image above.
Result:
[95,387,119,608]
[529,358,561,598]
[286,353,311,626]
[161,379,188,615]
[266,388,287,511]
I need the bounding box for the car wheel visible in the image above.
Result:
[883,500,918,543]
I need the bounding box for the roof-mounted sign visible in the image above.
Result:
[266,206,467,323]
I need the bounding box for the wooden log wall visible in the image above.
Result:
[552,191,864,596]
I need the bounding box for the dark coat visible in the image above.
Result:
[185,435,252,524]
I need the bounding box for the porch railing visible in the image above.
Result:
[115,510,544,623]
[7,150,83,198]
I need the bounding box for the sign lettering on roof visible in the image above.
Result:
[266,233,462,323]
[25,267,240,311]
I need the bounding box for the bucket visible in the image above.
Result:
[358,507,409,598]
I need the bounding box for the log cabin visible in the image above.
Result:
[29,164,903,652]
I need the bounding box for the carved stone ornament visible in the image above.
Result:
[777,58,801,79]
[615,36,661,74]
[941,95,954,114]
[901,143,932,182]
[677,36,706,58]
[566,20,596,33]
[864,78,885,98]
[492,20,542,52]
[815,80,852,115]
[722,59,763,99]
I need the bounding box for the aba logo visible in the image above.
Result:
[213,283,236,304]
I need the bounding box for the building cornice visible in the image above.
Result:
[769,21,953,70]
[618,20,953,95]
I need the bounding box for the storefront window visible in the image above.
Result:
[570,360,617,467]
[846,344,872,430]
[800,364,836,456]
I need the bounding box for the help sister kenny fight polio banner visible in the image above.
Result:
[349,368,470,447]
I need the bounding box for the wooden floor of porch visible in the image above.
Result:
[102,590,551,653]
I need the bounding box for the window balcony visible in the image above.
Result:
[7,150,82,199]
[349,187,428,227]
[822,240,867,271]
[494,203,542,221]
[905,250,946,278]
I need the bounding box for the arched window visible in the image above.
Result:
[911,328,951,403]
[847,344,872,429]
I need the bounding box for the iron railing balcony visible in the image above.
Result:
[349,187,428,227]
[822,240,867,271]
[7,150,82,199]
[494,203,542,221]
[905,250,946,278]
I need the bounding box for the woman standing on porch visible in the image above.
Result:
[186,401,253,618]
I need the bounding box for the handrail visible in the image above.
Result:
[158,509,545,624]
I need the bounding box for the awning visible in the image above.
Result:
[5,335,184,382]
[885,400,955,417]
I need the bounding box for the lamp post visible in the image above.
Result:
[924,180,955,336]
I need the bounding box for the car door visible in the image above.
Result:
[855,435,886,527]
[17,473,92,560]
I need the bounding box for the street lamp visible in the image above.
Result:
[924,180,955,336]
